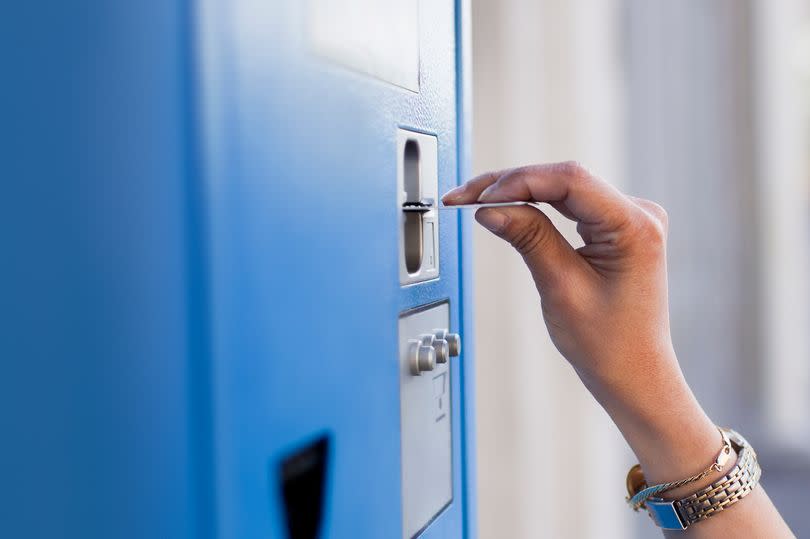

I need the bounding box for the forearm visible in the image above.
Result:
[583,350,794,538]
[578,348,717,485]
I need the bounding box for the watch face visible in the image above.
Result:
[626,463,648,498]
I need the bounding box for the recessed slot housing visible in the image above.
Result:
[397,129,439,285]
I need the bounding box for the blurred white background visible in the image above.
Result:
[470,1,810,537]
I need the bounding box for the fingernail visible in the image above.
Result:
[475,209,509,233]
[442,184,466,202]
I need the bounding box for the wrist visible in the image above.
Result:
[621,403,718,485]
[580,351,719,484]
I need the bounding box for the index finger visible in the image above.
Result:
[441,169,504,205]
[476,161,632,226]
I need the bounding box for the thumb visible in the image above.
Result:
[475,206,582,290]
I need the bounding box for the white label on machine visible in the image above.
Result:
[308,0,420,91]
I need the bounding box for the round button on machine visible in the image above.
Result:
[408,329,461,375]
[408,340,436,375]
[433,328,461,358]
[419,333,449,365]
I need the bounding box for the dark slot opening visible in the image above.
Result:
[278,435,330,539]
[403,139,423,274]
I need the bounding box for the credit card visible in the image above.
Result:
[439,201,535,210]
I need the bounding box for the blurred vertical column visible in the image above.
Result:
[623,0,760,432]
[624,0,810,534]
[751,0,810,451]
[471,1,633,538]
[749,4,810,532]
[624,0,810,448]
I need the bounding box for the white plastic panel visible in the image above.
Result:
[399,302,452,538]
[308,0,420,91]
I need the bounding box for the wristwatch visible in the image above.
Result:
[627,429,761,530]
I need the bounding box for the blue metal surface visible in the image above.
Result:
[456,0,479,537]
[1,0,473,537]
[1,2,202,538]
[198,1,469,537]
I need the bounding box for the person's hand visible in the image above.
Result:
[442,161,718,483]
[444,162,671,393]
[444,161,796,537]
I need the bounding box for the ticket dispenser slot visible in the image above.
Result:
[278,436,330,539]
[398,129,439,285]
[399,302,461,538]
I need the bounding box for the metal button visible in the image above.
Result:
[408,339,436,375]
[433,328,461,357]
[420,333,449,364]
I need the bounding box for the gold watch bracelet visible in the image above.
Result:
[626,428,761,530]
[627,426,732,510]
